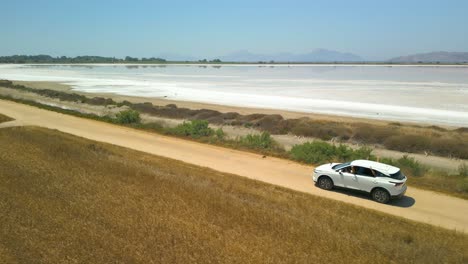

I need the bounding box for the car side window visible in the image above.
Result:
[355,166,374,177]
[342,166,351,173]
[373,170,386,177]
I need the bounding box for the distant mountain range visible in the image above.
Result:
[219,50,468,63]
[218,49,363,62]
[2,51,468,64]
[389,51,468,63]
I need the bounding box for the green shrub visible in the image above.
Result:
[171,120,213,139]
[380,155,427,177]
[378,157,395,166]
[290,141,375,164]
[290,141,336,164]
[131,122,165,133]
[350,146,375,161]
[239,132,275,150]
[215,128,225,140]
[115,110,141,124]
[396,155,427,177]
[459,163,468,178]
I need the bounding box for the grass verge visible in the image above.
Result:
[0,126,467,263]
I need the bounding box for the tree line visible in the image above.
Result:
[0,55,167,63]
[0,55,227,64]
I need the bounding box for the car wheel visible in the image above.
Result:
[372,188,390,204]
[318,176,333,190]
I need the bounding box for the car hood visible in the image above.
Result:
[315,163,340,173]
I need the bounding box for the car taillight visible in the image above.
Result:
[390,181,404,187]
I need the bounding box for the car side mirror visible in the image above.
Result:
[338,169,343,174]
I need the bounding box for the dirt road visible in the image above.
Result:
[1,99,467,232]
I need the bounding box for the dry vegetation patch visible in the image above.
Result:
[0,113,13,123]
[2,79,468,159]
[0,126,466,263]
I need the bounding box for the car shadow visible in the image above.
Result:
[389,196,416,208]
[329,187,416,208]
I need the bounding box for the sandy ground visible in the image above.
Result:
[1,99,467,232]
[2,83,465,171]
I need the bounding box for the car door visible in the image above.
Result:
[340,166,360,190]
[354,166,377,192]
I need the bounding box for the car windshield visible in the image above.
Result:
[389,170,406,180]
[332,162,351,171]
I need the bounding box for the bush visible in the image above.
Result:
[379,155,427,177]
[290,120,351,141]
[132,122,165,133]
[290,141,336,164]
[352,123,396,144]
[115,110,141,124]
[191,109,222,120]
[459,163,468,178]
[335,144,374,161]
[383,135,430,153]
[171,120,213,139]
[289,141,374,164]
[215,128,225,140]
[253,114,285,134]
[350,146,375,161]
[396,155,427,177]
[430,137,468,159]
[239,132,276,150]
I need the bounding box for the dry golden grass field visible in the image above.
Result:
[0,126,467,263]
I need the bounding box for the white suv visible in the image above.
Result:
[312,160,407,203]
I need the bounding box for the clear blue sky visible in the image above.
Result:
[2,0,467,60]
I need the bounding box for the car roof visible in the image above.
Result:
[350,160,400,175]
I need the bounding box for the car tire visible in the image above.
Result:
[372,188,390,204]
[318,176,333,190]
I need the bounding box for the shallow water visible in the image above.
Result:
[1,64,467,126]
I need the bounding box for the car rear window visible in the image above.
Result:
[389,170,405,180]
